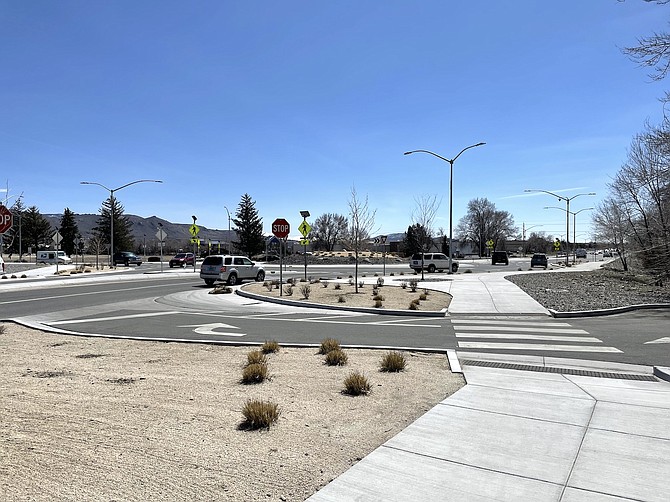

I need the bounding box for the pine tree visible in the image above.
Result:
[22,206,53,255]
[232,194,265,257]
[59,208,80,256]
[92,196,135,254]
[4,198,26,257]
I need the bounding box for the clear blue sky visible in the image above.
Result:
[1,0,666,241]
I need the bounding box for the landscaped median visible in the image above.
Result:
[237,277,452,316]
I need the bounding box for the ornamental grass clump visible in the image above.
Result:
[325,348,348,366]
[419,292,428,301]
[338,295,346,303]
[318,338,341,354]
[343,371,371,396]
[241,363,268,384]
[241,399,280,430]
[334,283,342,290]
[374,299,383,308]
[300,284,311,299]
[246,350,267,366]
[284,284,293,296]
[380,351,407,372]
[261,340,280,354]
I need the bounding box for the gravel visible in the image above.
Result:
[506,268,670,312]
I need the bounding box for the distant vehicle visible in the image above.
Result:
[575,248,587,259]
[113,251,142,267]
[169,252,195,268]
[410,253,459,273]
[199,255,265,286]
[252,253,281,262]
[37,250,72,265]
[491,251,509,266]
[530,253,548,269]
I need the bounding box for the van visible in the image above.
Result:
[37,250,72,265]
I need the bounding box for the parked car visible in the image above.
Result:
[491,251,509,266]
[169,252,195,268]
[575,248,587,259]
[199,255,265,286]
[113,251,142,267]
[530,253,548,269]
[410,253,459,273]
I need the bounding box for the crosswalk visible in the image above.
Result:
[451,317,622,353]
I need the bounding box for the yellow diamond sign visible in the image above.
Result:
[189,224,200,237]
[298,221,311,237]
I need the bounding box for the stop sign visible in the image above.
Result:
[272,218,290,239]
[0,205,12,234]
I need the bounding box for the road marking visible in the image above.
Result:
[451,319,573,327]
[457,342,622,352]
[454,325,589,334]
[49,311,181,325]
[179,322,245,337]
[455,333,602,342]
[645,337,670,344]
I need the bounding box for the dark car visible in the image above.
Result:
[491,251,509,266]
[530,253,548,269]
[169,252,195,268]
[113,251,142,267]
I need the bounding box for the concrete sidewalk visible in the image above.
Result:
[308,361,670,501]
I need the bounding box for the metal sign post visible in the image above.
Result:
[156,225,167,273]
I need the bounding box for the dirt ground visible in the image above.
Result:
[0,323,464,501]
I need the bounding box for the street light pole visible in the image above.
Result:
[522,223,543,256]
[224,205,231,254]
[525,189,595,266]
[81,179,163,267]
[404,142,486,274]
[544,206,594,263]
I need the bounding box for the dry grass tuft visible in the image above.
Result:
[380,351,407,372]
[318,338,341,354]
[343,371,371,396]
[324,348,348,366]
[240,399,280,430]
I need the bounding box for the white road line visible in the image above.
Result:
[455,333,602,342]
[453,325,589,334]
[451,319,573,327]
[49,311,181,325]
[645,337,670,344]
[457,342,622,353]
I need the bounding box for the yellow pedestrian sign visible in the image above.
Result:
[189,224,200,237]
[299,239,310,246]
[298,220,311,237]
[190,237,200,245]
[486,239,494,249]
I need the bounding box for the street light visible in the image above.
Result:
[521,223,543,256]
[404,142,486,274]
[224,205,232,254]
[524,189,595,266]
[81,179,163,266]
[544,206,593,263]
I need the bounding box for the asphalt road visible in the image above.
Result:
[1,265,668,367]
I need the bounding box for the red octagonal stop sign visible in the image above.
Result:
[0,204,13,234]
[272,218,290,239]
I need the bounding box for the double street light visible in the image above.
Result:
[404,142,486,274]
[81,179,163,266]
[525,189,595,266]
[544,206,594,263]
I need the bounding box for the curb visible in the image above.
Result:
[549,303,670,318]
[235,287,448,317]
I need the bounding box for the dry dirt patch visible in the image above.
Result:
[1,323,463,501]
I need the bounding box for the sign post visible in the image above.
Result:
[380,235,387,276]
[272,218,290,295]
[190,216,199,272]
[53,230,62,274]
[298,211,311,281]
[156,225,167,273]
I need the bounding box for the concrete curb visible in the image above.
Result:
[236,286,448,317]
[549,303,670,318]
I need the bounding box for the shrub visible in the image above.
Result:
[419,293,428,301]
[377,277,384,287]
[400,271,405,276]
[0,325,4,335]
[464,269,472,273]
[374,299,383,308]
[334,283,342,290]
[409,280,418,292]
[423,288,430,296]
[241,399,280,430]
[241,363,268,384]
[337,276,342,279]
[284,284,294,296]
[358,281,364,289]
[373,294,385,302]
[390,272,395,276]
[246,350,267,366]
[319,338,341,354]
[348,278,354,286]
[343,371,371,396]
[380,351,407,372]
[409,302,419,310]
[261,340,280,353]
[374,273,378,277]
[338,295,346,303]
[300,284,311,299]
[401,281,407,289]
[372,286,378,296]
[322,281,329,288]
[325,348,348,366]
[264,281,273,292]
[300,277,307,282]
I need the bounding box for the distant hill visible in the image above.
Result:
[43,214,234,251]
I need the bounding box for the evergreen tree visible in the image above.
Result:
[92,196,135,254]
[22,206,53,255]
[4,198,26,257]
[232,193,264,257]
[403,223,429,257]
[59,208,80,256]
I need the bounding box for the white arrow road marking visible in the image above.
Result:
[645,337,670,344]
[179,323,246,337]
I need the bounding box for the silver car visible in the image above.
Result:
[199,255,265,286]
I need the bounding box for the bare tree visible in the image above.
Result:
[455,198,517,256]
[311,213,348,251]
[593,197,630,272]
[622,1,670,81]
[346,186,377,293]
[411,194,441,279]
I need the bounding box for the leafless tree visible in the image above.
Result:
[593,197,630,271]
[346,186,377,293]
[622,0,670,81]
[411,194,442,280]
[455,198,517,256]
[312,213,348,251]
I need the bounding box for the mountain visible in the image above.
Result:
[43,214,234,251]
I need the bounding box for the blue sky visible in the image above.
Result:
[1,0,667,241]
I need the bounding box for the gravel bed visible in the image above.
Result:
[506,268,670,312]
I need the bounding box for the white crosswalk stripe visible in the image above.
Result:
[451,317,622,353]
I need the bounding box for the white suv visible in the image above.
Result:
[199,255,265,286]
[410,253,459,273]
